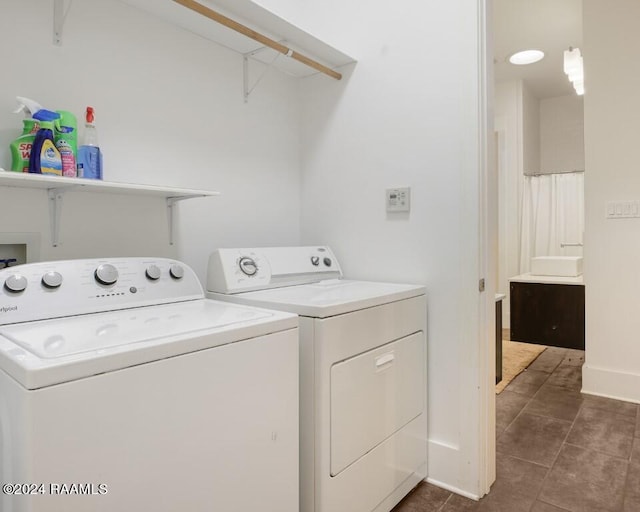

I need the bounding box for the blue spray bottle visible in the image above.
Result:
[77,106,103,180]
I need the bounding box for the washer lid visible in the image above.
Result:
[0,299,297,389]
[211,279,425,318]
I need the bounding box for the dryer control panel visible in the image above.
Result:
[208,246,343,294]
[0,258,203,325]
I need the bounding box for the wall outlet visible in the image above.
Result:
[386,187,410,213]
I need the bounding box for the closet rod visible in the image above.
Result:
[172,0,342,80]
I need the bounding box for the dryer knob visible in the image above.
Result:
[42,271,63,289]
[238,257,258,276]
[323,257,332,267]
[146,265,161,281]
[310,256,320,266]
[170,264,184,280]
[4,274,27,293]
[95,264,119,286]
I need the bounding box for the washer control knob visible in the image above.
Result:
[4,274,27,293]
[310,256,320,266]
[323,257,332,267]
[170,264,184,280]
[238,257,258,276]
[146,265,161,281]
[42,271,63,289]
[95,264,119,286]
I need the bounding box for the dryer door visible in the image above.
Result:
[330,332,425,476]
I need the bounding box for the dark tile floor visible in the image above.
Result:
[392,346,640,512]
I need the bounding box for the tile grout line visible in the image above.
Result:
[436,491,454,511]
[562,440,633,463]
[496,355,565,512]
[496,354,580,441]
[620,404,639,511]
[526,364,587,512]
[497,367,555,442]
[619,459,632,512]
[515,408,577,425]
[531,497,573,512]
[497,352,582,512]
[499,452,553,470]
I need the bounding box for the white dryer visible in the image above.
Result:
[207,246,427,512]
[0,257,299,512]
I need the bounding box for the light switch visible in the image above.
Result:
[606,200,640,219]
[386,187,411,213]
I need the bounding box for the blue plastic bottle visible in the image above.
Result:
[77,106,103,180]
[29,120,63,175]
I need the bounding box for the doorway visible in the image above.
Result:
[492,0,585,393]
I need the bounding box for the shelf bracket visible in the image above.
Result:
[48,188,66,247]
[243,55,251,103]
[242,46,283,103]
[53,0,73,46]
[167,195,203,246]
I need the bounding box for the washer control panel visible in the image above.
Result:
[0,258,202,326]
[207,246,343,294]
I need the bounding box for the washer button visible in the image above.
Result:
[42,271,63,289]
[170,264,184,279]
[310,256,320,266]
[95,264,119,285]
[146,265,161,281]
[4,274,27,293]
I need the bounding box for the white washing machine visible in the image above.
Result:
[0,257,299,512]
[207,246,427,512]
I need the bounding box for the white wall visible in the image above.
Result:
[495,81,525,327]
[0,0,301,281]
[540,95,585,174]
[522,83,540,175]
[256,0,491,498]
[582,0,640,403]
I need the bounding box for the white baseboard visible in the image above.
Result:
[582,364,640,404]
[425,476,480,501]
[427,440,480,500]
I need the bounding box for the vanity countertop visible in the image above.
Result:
[509,273,584,286]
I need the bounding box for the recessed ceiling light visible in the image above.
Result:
[508,50,545,65]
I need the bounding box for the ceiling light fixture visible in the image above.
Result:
[508,49,545,65]
[564,47,584,95]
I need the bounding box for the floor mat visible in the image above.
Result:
[496,338,547,394]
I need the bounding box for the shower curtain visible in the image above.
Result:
[519,172,584,274]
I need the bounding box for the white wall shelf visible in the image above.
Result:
[0,171,218,247]
[53,0,355,99]
[118,0,355,82]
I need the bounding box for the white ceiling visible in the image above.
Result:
[493,0,582,99]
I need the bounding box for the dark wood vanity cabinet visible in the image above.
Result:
[510,282,585,350]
